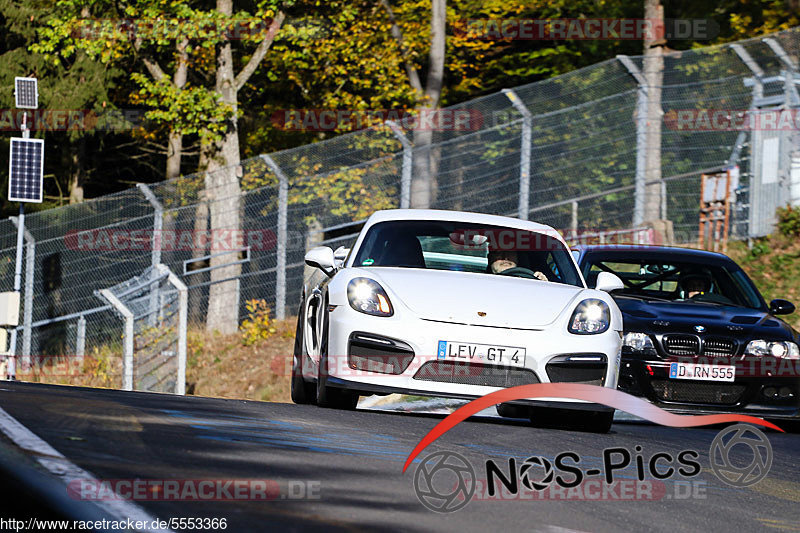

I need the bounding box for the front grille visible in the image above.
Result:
[414,361,540,388]
[651,380,746,405]
[663,335,699,356]
[703,338,736,357]
[545,354,607,386]
[546,365,606,386]
[348,333,414,375]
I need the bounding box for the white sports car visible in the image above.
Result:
[291,209,625,432]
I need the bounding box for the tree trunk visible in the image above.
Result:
[69,136,85,204]
[409,0,446,208]
[411,119,433,208]
[166,38,189,181]
[166,130,183,180]
[204,0,243,334]
[201,3,283,333]
[643,0,664,221]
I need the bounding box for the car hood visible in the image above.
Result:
[613,295,796,340]
[358,267,586,329]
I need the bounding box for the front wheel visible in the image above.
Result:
[496,403,531,419]
[316,310,358,410]
[529,407,614,434]
[290,306,316,405]
[582,410,614,433]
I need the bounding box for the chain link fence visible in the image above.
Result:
[3,27,800,391]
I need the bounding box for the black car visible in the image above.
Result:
[573,245,800,419]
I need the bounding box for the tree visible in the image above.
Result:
[35,0,288,333]
[202,1,285,334]
[381,0,446,208]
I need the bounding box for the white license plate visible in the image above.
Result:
[437,341,526,368]
[669,362,735,382]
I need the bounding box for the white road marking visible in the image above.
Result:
[0,406,173,532]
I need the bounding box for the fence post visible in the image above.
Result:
[10,217,35,366]
[137,183,163,326]
[791,154,800,207]
[160,264,188,395]
[260,155,288,320]
[99,289,134,391]
[386,121,413,209]
[763,38,799,76]
[617,55,649,227]
[731,44,765,238]
[502,89,532,220]
[571,200,578,238]
[763,38,800,209]
[76,316,86,362]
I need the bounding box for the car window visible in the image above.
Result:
[352,220,583,287]
[581,256,764,309]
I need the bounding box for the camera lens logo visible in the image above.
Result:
[709,423,772,487]
[519,456,554,491]
[413,451,476,513]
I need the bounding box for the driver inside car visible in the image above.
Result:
[680,273,712,298]
[488,250,548,281]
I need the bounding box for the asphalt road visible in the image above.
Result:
[0,382,798,532]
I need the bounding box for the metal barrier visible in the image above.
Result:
[95,264,187,393]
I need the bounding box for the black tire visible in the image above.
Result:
[316,308,358,410]
[583,410,614,433]
[529,407,614,434]
[290,303,316,405]
[496,403,531,419]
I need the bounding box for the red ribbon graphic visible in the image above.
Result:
[402,383,784,472]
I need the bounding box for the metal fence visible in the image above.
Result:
[3,27,800,390]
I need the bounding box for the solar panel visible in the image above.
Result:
[8,138,44,203]
[14,77,38,109]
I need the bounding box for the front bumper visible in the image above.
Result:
[324,304,622,410]
[619,356,800,419]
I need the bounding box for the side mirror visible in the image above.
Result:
[333,246,350,268]
[770,298,795,316]
[305,246,336,277]
[595,272,624,292]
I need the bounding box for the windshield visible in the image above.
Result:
[581,255,765,309]
[352,220,583,287]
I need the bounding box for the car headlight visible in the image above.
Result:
[623,332,655,352]
[568,299,610,335]
[347,278,393,317]
[745,340,800,359]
